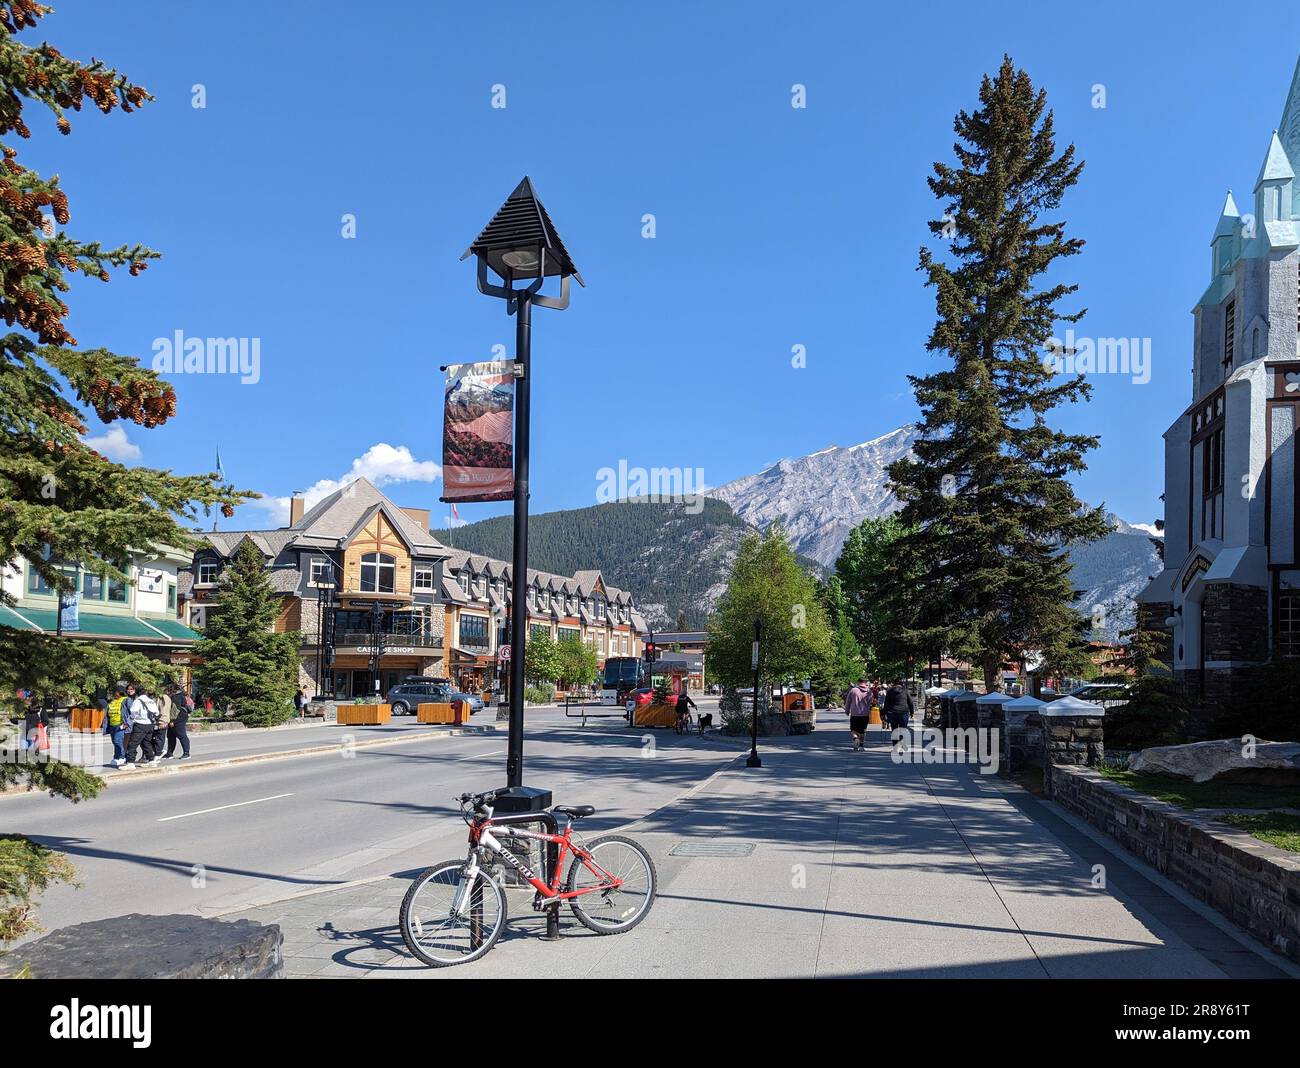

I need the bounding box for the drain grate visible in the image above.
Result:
[669,841,756,857]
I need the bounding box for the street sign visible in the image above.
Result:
[499,644,511,661]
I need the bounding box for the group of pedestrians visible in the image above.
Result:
[103,680,193,769]
[842,675,915,750]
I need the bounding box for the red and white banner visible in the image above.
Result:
[440,359,516,503]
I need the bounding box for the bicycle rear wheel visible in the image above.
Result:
[565,834,657,934]
[400,859,507,967]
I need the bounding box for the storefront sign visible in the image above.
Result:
[441,359,516,502]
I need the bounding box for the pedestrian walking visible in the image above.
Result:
[21,693,47,750]
[122,683,160,768]
[166,685,193,759]
[294,688,307,716]
[843,676,873,750]
[104,682,129,767]
[152,686,172,760]
[882,678,914,732]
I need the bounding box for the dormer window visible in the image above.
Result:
[458,570,469,594]
[197,560,220,585]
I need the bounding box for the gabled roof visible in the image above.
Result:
[292,478,446,556]
[1256,130,1295,186]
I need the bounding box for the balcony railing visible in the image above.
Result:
[337,631,442,648]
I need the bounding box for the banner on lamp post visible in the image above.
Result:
[440,359,516,503]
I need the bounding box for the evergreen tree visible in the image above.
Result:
[707,525,833,690]
[888,56,1108,691]
[193,542,299,727]
[0,4,249,944]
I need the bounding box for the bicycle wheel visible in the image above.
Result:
[400,859,507,967]
[565,834,657,934]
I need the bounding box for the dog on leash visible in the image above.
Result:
[697,713,713,734]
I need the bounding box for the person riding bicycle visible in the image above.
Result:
[675,687,696,730]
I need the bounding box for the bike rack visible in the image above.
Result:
[563,693,628,728]
[489,809,564,940]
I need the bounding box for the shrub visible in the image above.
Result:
[523,684,555,705]
[0,835,77,948]
[1104,674,1188,750]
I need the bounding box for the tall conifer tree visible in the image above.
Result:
[888,57,1107,689]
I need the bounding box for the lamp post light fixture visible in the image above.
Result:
[462,177,583,794]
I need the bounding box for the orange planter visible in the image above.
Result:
[634,703,678,728]
[416,702,455,724]
[337,703,391,725]
[70,707,105,733]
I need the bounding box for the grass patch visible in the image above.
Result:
[1215,812,1300,854]
[1096,768,1298,811]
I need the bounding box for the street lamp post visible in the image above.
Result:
[747,619,762,768]
[461,177,582,792]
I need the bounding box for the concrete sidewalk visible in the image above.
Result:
[226,728,1295,979]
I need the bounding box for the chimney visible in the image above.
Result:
[400,506,431,529]
[289,496,305,527]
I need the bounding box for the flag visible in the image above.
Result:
[451,503,460,522]
[440,360,515,503]
[215,447,226,482]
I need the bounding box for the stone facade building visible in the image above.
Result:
[1139,56,1300,705]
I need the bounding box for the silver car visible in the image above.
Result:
[449,691,484,714]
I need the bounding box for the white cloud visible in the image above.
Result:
[83,425,141,462]
[1131,522,1163,538]
[261,443,441,525]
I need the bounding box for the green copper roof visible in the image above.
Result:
[1212,191,1240,239]
[1256,131,1295,186]
[0,607,196,643]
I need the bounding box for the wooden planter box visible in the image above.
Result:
[418,701,470,725]
[634,703,678,728]
[417,702,454,724]
[337,703,391,725]
[70,707,105,733]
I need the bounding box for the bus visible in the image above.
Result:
[599,656,644,705]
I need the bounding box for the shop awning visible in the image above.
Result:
[0,607,198,644]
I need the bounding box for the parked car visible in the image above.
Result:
[448,691,484,714]
[386,680,451,715]
[1066,682,1130,710]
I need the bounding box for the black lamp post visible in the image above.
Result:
[462,177,582,791]
[747,619,762,768]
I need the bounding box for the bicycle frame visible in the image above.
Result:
[466,815,623,903]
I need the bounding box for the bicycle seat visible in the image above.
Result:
[553,804,595,818]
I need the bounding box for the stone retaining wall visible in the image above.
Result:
[1049,764,1300,964]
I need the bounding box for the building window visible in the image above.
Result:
[458,570,470,594]
[530,623,550,640]
[1223,300,1235,368]
[309,558,333,585]
[413,565,434,591]
[197,560,219,585]
[167,583,176,611]
[107,575,127,603]
[1203,428,1224,496]
[82,572,104,600]
[558,626,580,643]
[1281,593,1300,658]
[596,599,605,621]
[459,614,489,650]
[360,552,395,594]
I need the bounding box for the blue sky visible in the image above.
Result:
[35,1,1300,532]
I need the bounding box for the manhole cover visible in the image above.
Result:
[669,841,756,857]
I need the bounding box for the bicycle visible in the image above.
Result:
[674,708,693,734]
[399,789,658,967]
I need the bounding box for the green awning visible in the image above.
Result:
[0,605,40,631]
[0,607,197,644]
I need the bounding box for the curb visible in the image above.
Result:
[0,723,508,798]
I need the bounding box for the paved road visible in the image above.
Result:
[7,701,736,944]
[223,725,1295,979]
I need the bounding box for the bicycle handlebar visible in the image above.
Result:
[456,789,502,810]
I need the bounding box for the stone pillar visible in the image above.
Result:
[1041,707,1105,799]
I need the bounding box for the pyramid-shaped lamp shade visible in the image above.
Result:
[461,177,584,286]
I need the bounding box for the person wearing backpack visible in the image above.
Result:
[122,682,160,768]
[152,686,172,762]
[166,685,193,760]
[104,682,129,767]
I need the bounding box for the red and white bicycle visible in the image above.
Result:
[399,789,657,967]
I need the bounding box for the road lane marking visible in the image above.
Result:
[158,792,294,822]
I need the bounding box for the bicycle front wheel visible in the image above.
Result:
[400,859,507,967]
[565,834,657,934]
